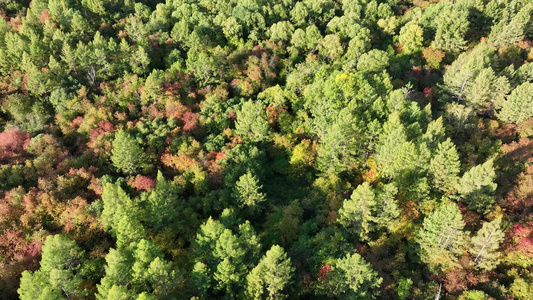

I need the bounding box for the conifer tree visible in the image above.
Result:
[143,171,180,231]
[498,82,533,124]
[463,68,510,112]
[191,262,211,298]
[246,245,294,300]
[234,171,266,210]
[130,46,150,76]
[97,249,132,300]
[489,3,533,46]
[374,183,400,231]
[339,182,399,240]
[316,107,360,174]
[101,183,138,232]
[338,182,376,240]
[116,215,146,250]
[328,252,383,299]
[235,100,270,142]
[470,218,505,271]
[416,203,467,273]
[433,5,469,52]
[429,139,461,193]
[375,112,411,178]
[442,42,509,114]
[420,117,446,152]
[456,159,497,214]
[111,130,146,175]
[18,235,86,300]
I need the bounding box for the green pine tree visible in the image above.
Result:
[328,252,383,299]
[246,245,294,300]
[234,171,266,210]
[416,203,467,273]
[489,3,533,46]
[455,159,497,214]
[498,82,533,124]
[338,182,377,240]
[235,100,270,142]
[429,139,461,193]
[470,218,505,271]
[18,235,87,300]
[432,5,469,52]
[111,130,146,175]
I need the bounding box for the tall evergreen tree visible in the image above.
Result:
[416,203,467,273]
[327,252,383,299]
[339,182,399,240]
[101,183,138,232]
[246,245,294,300]
[470,219,505,271]
[18,235,87,300]
[432,5,469,52]
[429,139,461,193]
[316,107,360,174]
[234,171,266,210]
[338,182,377,240]
[235,100,270,142]
[111,130,146,175]
[455,159,497,214]
[442,42,497,105]
[498,82,533,124]
[489,3,533,46]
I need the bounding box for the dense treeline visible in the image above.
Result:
[0,0,532,299]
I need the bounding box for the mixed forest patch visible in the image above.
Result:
[0,0,532,299]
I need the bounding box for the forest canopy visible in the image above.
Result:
[0,0,532,299]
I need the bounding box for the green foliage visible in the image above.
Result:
[442,42,510,113]
[432,4,469,51]
[235,100,270,142]
[101,183,137,232]
[416,203,467,273]
[498,82,533,124]
[338,182,376,240]
[318,34,344,61]
[327,252,383,299]
[193,217,261,298]
[316,107,360,174]
[489,3,533,46]
[458,290,490,300]
[455,159,497,214]
[399,23,424,54]
[1,0,531,299]
[18,235,87,300]
[270,21,294,43]
[375,112,412,179]
[397,278,413,300]
[234,171,266,210]
[470,218,505,271]
[338,182,399,241]
[509,277,533,300]
[357,50,389,73]
[246,245,294,300]
[429,139,461,193]
[111,130,148,175]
